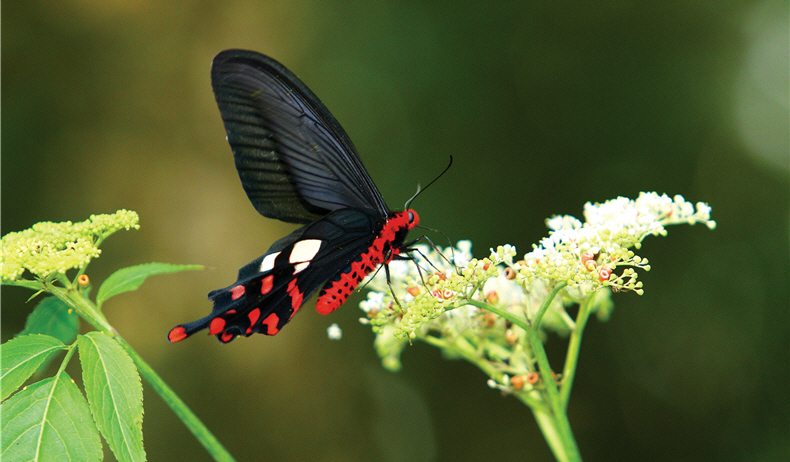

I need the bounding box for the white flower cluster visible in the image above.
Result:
[358,193,714,371]
[521,193,715,293]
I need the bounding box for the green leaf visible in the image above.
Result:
[96,262,203,307]
[1,373,102,462]
[19,296,79,344]
[78,332,145,462]
[0,335,66,402]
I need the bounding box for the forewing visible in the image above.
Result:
[168,209,383,343]
[211,49,389,224]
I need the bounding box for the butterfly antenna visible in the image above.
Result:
[404,155,453,210]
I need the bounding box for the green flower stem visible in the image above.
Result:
[45,281,236,462]
[421,333,547,411]
[114,336,236,462]
[46,283,114,335]
[467,299,529,331]
[559,293,595,409]
[532,282,568,330]
[463,298,580,462]
[1,278,44,291]
[523,326,581,462]
[528,405,570,462]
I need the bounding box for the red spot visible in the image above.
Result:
[226,309,237,315]
[287,279,303,312]
[248,308,260,326]
[261,275,274,294]
[209,318,226,335]
[220,331,234,342]
[230,285,245,300]
[168,326,187,343]
[262,313,280,335]
[245,309,261,334]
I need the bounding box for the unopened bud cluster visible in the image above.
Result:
[0,210,140,280]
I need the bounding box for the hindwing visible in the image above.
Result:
[168,209,384,343]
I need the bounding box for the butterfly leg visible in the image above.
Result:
[383,263,405,309]
[403,235,459,273]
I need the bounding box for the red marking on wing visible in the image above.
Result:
[246,308,261,334]
[230,284,245,300]
[227,309,237,315]
[168,326,187,343]
[249,308,261,325]
[315,210,417,315]
[287,278,304,312]
[262,313,280,335]
[209,317,226,335]
[220,331,234,342]
[261,274,274,294]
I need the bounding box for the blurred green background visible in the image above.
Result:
[3,1,788,461]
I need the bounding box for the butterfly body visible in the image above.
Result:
[168,50,418,344]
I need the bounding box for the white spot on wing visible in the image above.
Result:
[290,239,322,263]
[293,262,310,274]
[260,252,280,273]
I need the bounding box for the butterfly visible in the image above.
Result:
[168,49,419,343]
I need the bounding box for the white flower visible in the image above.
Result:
[327,323,343,340]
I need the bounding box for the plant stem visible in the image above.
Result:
[533,282,568,330]
[447,298,581,461]
[46,284,115,334]
[467,299,529,330]
[528,405,570,462]
[1,279,44,291]
[559,293,595,409]
[421,334,547,411]
[114,336,236,462]
[46,282,236,462]
[523,326,581,462]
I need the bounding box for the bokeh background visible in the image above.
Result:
[3,1,788,461]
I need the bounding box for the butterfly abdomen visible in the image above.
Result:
[316,210,418,314]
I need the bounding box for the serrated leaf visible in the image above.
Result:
[1,335,66,402]
[78,332,145,462]
[18,296,79,345]
[1,373,102,462]
[97,262,203,307]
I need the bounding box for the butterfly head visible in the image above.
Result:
[406,209,419,230]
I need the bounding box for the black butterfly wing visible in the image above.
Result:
[211,49,390,224]
[168,208,384,343]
